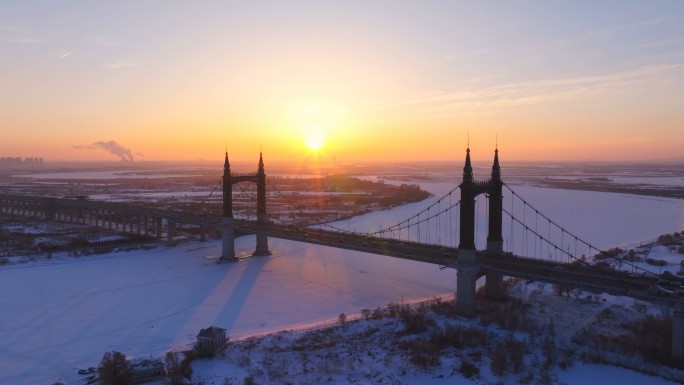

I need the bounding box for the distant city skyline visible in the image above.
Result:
[1,1,683,163]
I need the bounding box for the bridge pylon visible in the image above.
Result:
[254,153,271,256]
[219,151,270,263]
[456,147,506,313]
[219,152,237,262]
[485,148,505,300]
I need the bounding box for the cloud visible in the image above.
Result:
[638,37,684,49]
[4,36,47,44]
[442,48,490,62]
[2,26,47,44]
[540,17,672,49]
[74,140,136,162]
[368,64,683,117]
[102,61,138,70]
[83,35,116,47]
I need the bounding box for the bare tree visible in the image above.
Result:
[98,351,131,385]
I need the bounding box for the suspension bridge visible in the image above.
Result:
[2,148,684,358]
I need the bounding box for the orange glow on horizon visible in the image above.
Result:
[1,2,683,164]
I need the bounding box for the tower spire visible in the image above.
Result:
[463,146,473,182]
[258,151,264,172]
[491,147,501,180]
[224,151,230,173]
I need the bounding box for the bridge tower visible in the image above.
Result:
[456,147,505,315]
[220,152,236,261]
[219,152,271,263]
[254,152,270,256]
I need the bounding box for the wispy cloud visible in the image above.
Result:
[638,36,684,49]
[442,48,490,62]
[526,17,673,50]
[2,26,47,44]
[4,36,47,44]
[84,35,116,47]
[369,64,683,117]
[102,61,138,70]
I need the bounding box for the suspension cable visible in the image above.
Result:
[502,183,659,276]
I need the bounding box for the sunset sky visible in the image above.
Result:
[1,1,683,164]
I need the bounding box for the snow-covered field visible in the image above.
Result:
[2,175,684,384]
[189,281,684,385]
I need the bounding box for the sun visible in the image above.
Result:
[305,133,325,151]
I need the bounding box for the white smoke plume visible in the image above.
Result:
[74,140,137,162]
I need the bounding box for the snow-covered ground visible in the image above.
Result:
[556,364,679,385]
[2,176,684,384]
[186,279,684,385]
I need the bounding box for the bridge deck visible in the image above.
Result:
[241,221,672,306]
[0,193,674,306]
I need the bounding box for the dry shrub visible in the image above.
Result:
[291,329,340,351]
[594,247,624,260]
[459,360,479,378]
[428,297,458,317]
[399,339,441,367]
[490,341,506,376]
[479,297,536,332]
[361,308,371,319]
[541,337,556,368]
[371,307,384,319]
[623,313,676,366]
[98,351,131,385]
[430,324,488,349]
[397,304,435,334]
[574,311,679,366]
[506,337,528,373]
[490,336,528,376]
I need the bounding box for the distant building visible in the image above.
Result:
[0,157,44,168]
[195,326,228,357]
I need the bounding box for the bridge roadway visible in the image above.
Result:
[240,221,674,307]
[0,194,223,227]
[0,194,674,307]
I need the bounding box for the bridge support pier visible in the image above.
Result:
[253,213,270,256]
[220,217,237,262]
[484,273,505,300]
[673,301,684,359]
[484,239,505,299]
[456,249,479,316]
[167,221,176,244]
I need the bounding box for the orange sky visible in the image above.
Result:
[1,2,683,164]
